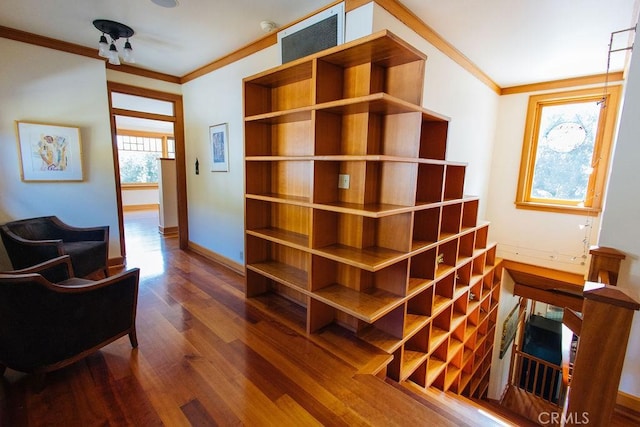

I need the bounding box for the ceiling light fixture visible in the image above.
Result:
[151,0,179,7]
[260,21,277,33]
[93,19,135,65]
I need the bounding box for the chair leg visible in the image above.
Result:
[129,329,138,348]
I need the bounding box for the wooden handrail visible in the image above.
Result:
[561,309,582,337]
[564,282,640,426]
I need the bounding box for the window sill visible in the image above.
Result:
[122,183,159,190]
[515,201,601,216]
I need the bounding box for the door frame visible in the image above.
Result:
[107,82,189,257]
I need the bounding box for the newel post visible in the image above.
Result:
[564,282,640,426]
[588,246,626,286]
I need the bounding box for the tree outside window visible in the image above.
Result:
[516,86,622,214]
[117,132,175,185]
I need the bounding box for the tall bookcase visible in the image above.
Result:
[243,30,501,398]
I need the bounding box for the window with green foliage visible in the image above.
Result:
[117,132,175,185]
[516,86,621,214]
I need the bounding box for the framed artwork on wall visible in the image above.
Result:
[499,303,520,359]
[209,123,229,172]
[16,121,84,182]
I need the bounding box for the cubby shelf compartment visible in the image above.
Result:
[243,29,501,399]
[246,199,311,248]
[244,61,313,117]
[310,256,407,324]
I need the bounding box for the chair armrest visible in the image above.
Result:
[1,228,63,247]
[0,226,65,270]
[49,217,109,243]
[48,268,140,293]
[1,255,75,282]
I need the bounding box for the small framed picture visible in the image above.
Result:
[209,123,229,172]
[16,121,84,181]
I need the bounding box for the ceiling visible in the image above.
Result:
[1,0,639,87]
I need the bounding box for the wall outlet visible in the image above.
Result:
[239,251,244,261]
[338,174,350,189]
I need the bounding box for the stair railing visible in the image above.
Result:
[509,345,564,407]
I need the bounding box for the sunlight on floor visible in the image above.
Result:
[123,209,169,278]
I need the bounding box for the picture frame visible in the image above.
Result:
[209,123,229,172]
[16,121,83,182]
[499,303,520,359]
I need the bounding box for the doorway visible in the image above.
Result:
[107,82,188,261]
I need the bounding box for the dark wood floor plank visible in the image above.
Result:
[181,398,218,427]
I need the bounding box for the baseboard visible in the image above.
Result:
[158,225,178,235]
[616,391,640,421]
[108,256,125,267]
[123,204,159,212]
[187,241,245,275]
[107,256,125,274]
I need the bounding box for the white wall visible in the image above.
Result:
[485,89,614,275]
[372,5,500,219]
[0,38,121,267]
[488,272,521,399]
[181,46,279,265]
[598,28,640,397]
[158,159,178,229]
[121,187,159,207]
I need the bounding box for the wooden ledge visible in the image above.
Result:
[502,260,585,287]
[503,260,586,311]
[589,245,627,260]
[583,281,640,311]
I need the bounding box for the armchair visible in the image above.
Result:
[0,256,139,376]
[0,215,109,278]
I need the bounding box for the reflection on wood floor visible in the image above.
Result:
[1,210,636,426]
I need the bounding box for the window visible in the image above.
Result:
[117,131,175,185]
[515,86,622,214]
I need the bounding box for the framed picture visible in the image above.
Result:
[16,121,83,181]
[499,303,520,359]
[209,123,229,172]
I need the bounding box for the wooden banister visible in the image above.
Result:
[564,282,640,426]
[561,309,582,337]
[588,246,626,286]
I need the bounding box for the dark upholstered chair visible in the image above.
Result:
[0,255,139,376]
[0,216,109,278]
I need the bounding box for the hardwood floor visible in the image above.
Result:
[0,211,581,425]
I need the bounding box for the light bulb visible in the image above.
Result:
[98,34,109,58]
[123,39,135,63]
[108,42,121,65]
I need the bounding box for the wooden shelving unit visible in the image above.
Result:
[243,30,501,397]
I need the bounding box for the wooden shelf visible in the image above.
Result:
[402,350,429,381]
[405,313,430,338]
[427,358,447,386]
[243,29,500,400]
[246,261,308,292]
[314,243,407,272]
[246,228,309,249]
[312,283,404,323]
[359,325,403,354]
[246,193,311,205]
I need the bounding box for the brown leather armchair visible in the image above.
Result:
[0,256,139,376]
[0,216,109,278]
